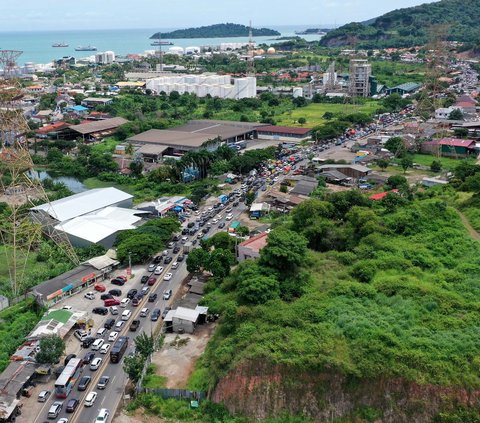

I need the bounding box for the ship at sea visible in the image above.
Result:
[150,40,173,46]
[52,42,69,47]
[74,45,98,51]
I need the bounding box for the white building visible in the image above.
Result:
[95,51,115,65]
[435,106,461,120]
[146,74,256,99]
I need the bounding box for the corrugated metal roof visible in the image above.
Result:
[69,117,128,135]
[173,307,200,322]
[256,125,312,135]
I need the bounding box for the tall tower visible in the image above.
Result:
[349,59,371,97]
[324,61,337,92]
[0,55,79,296]
[0,50,22,79]
[246,21,255,77]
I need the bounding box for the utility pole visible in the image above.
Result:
[128,251,132,279]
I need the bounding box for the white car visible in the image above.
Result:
[95,409,110,423]
[181,236,188,244]
[114,320,125,330]
[147,264,156,272]
[58,419,68,423]
[84,391,98,407]
[100,343,111,354]
[212,218,218,224]
[108,331,118,342]
[89,358,102,371]
[84,292,95,300]
[162,250,169,256]
[154,266,164,275]
[120,298,130,308]
[225,214,233,221]
[171,262,179,269]
[217,214,223,220]
[163,273,173,281]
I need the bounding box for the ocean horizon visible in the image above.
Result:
[0,25,328,66]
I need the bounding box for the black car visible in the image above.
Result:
[148,293,158,302]
[109,289,122,297]
[153,255,162,263]
[232,201,239,207]
[111,278,125,286]
[64,354,76,366]
[181,228,189,235]
[198,221,205,227]
[173,246,181,254]
[66,398,79,413]
[127,289,138,299]
[164,256,173,264]
[82,351,95,365]
[141,275,149,284]
[78,375,91,391]
[129,319,140,331]
[82,337,96,348]
[187,222,195,228]
[100,293,113,301]
[151,308,161,321]
[104,318,115,330]
[177,255,185,262]
[93,307,108,315]
[218,222,225,229]
[162,306,171,319]
[189,228,197,235]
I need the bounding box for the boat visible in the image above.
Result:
[74,45,97,51]
[150,40,174,46]
[52,42,69,48]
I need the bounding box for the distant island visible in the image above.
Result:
[295,28,331,35]
[150,23,280,40]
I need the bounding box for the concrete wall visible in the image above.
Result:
[237,246,261,262]
[172,318,195,334]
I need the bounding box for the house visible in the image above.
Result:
[81,97,113,108]
[316,164,371,179]
[249,202,270,219]
[421,138,476,158]
[238,232,268,262]
[35,121,71,139]
[59,117,129,141]
[435,106,462,120]
[166,306,209,334]
[288,175,319,197]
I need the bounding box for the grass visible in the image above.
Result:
[42,309,72,324]
[276,101,380,128]
[409,154,474,171]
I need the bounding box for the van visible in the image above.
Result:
[121,310,132,321]
[96,327,107,338]
[37,390,50,403]
[48,401,63,419]
[92,339,104,351]
[110,306,118,315]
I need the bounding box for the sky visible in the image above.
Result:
[1,0,438,32]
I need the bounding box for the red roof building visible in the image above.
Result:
[36,121,71,136]
[238,232,269,261]
[370,189,399,201]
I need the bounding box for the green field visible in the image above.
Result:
[410,154,475,171]
[276,101,380,128]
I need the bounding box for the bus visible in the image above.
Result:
[54,358,82,398]
[110,336,129,363]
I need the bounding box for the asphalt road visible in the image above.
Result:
[34,195,247,423]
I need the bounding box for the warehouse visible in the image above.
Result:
[60,117,128,141]
[256,125,312,142]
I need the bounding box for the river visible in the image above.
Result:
[29,170,87,193]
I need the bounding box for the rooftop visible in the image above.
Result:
[68,117,128,135]
[256,125,312,135]
[172,306,200,322]
[389,82,422,92]
[239,232,269,252]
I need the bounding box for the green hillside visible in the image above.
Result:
[320,0,480,48]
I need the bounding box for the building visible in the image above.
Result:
[35,121,71,139]
[95,51,115,65]
[421,138,476,158]
[60,117,128,141]
[238,232,268,261]
[435,106,461,120]
[146,74,257,99]
[249,203,270,219]
[287,175,319,197]
[349,59,371,97]
[163,305,209,334]
[256,125,312,142]
[81,97,113,108]
[316,164,371,179]
[385,82,422,96]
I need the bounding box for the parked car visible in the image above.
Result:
[84,292,95,300]
[100,293,113,301]
[94,283,106,292]
[148,293,158,302]
[37,390,51,403]
[97,375,109,390]
[74,330,88,341]
[111,278,125,286]
[82,337,96,348]
[162,306,171,319]
[129,320,140,331]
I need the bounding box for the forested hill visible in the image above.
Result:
[151,23,280,39]
[320,0,480,48]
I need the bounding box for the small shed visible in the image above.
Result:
[172,307,200,334]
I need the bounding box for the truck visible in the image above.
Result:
[183,241,193,254]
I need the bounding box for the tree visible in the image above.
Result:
[117,234,163,264]
[202,232,235,252]
[298,117,307,125]
[280,184,288,193]
[449,109,464,121]
[453,128,469,139]
[386,175,408,189]
[36,335,65,365]
[134,332,155,359]
[236,226,250,237]
[430,160,442,173]
[377,159,390,171]
[384,137,405,156]
[186,248,210,273]
[401,156,414,174]
[123,355,144,384]
[129,160,144,177]
[125,143,134,157]
[245,191,256,206]
[238,275,280,305]
[208,248,235,278]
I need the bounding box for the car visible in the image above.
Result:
[226,214,233,220]
[147,263,156,272]
[116,275,127,282]
[95,409,110,423]
[78,375,91,391]
[177,255,185,262]
[141,275,149,284]
[148,293,158,302]
[84,292,95,300]
[108,289,122,297]
[151,308,161,321]
[212,218,218,224]
[140,307,149,317]
[74,330,88,341]
[233,201,239,207]
[122,310,132,320]
[164,256,172,264]
[94,283,106,292]
[104,298,120,307]
[162,306,171,319]
[84,391,98,407]
[163,289,172,300]
[47,401,63,419]
[187,221,195,228]
[129,319,140,331]
[153,255,163,263]
[96,327,107,337]
[127,289,138,299]
[104,318,115,330]
[100,293,113,301]
[110,306,119,315]
[58,419,68,423]
[171,261,179,269]
[181,236,188,243]
[82,351,95,364]
[38,390,51,402]
[82,336,96,348]
[154,266,164,275]
[181,228,189,235]
[132,297,140,307]
[147,276,157,286]
[120,298,131,308]
[100,343,111,354]
[173,246,181,254]
[91,339,104,351]
[110,278,125,286]
[66,398,79,413]
[163,273,173,281]
[64,353,76,366]
[92,307,108,315]
[167,241,175,248]
[225,207,232,213]
[162,250,169,256]
[108,332,118,342]
[97,375,110,390]
[89,358,102,371]
[141,285,150,295]
[218,222,225,229]
[114,320,125,330]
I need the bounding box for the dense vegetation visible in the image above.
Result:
[321,0,480,48]
[151,23,280,39]
[193,188,480,395]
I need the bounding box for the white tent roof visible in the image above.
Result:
[56,207,147,244]
[31,188,133,222]
[173,307,200,322]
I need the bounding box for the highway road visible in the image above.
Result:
[34,194,248,423]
